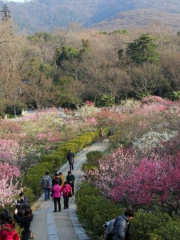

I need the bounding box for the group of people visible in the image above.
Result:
[41,170,75,212]
[99,128,114,142]
[0,192,33,240]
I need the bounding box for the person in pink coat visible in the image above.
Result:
[0,216,20,240]
[51,179,62,212]
[61,181,72,209]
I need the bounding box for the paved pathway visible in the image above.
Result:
[32,140,109,240]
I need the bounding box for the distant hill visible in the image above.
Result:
[1,0,180,32]
[92,9,180,31]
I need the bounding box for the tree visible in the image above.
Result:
[22,59,54,109]
[0,162,20,204]
[126,33,160,65]
[0,5,11,22]
[55,76,84,107]
[56,46,79,66]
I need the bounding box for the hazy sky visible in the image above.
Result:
[6,0,29,2]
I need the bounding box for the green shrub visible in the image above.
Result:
[41,153,63,165]
[77,182,180,240]
[86,151,103,165]
[76,182,123,236]
[58,143,79,155]
[23,187,36,206]
[82,163,98,172]
[130,212,180,240]
[24,161,55,196]
[82,151,103,173]
[150,218,180,240]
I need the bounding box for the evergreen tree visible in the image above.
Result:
[1,5,11,22]
[126,33,159,65]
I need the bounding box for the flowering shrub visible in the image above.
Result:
[89,148,138,197]
[133,131,177,150]
[93,109,125,127]
[142,96,172,105]
[121,99,140,112]
[111,155,180,213]
[85,100,94,106]
[0,163,21,204]
[84,118,97,126]
[77,103,100,119]
[0,139,24,165]
[89,143,180,214]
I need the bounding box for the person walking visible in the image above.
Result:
[14,207,33,240]
[61,181,72,209]
[0,216,20,240]
[66,171,75,195]
[51,179,62,212]
[67,150,75,171]
[59,172,65,186]
[41,172,51,201]
[112,208,134,240]
[99,128,104,142]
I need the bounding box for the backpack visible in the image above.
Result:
[103,218,118,240]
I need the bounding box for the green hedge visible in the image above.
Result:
[76,182,180,240]
[24,161,55,196]
[76,182,123,236]
[87,151,103,165]
[82,151,103,173]
[24,130,99,197]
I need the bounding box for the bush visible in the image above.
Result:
[82,151,103,173]
[77,183,180,240]
[24,161,55,196]
[41,152,65,166]
[76,182,123,236]
[87,151,103,165]
[23,187,36,206]
[130,212,180,240]
[58,143,79,155]
[82,162,98,172]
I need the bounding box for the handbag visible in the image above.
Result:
[29,231,36,239]
[68,192,72,197]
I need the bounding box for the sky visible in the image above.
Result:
[5,0,29,2]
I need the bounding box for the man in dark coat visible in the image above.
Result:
[112,208,134,240]
[16,192,29,217]
[66,171,75,195]
[67,150,75,171]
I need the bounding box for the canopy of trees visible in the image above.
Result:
[1,19,180,116]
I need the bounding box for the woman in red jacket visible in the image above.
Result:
[0,216,20,240]
[61,181,72,209]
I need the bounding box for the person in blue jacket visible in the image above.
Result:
[112,208,134,240]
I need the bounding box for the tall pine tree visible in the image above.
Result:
[126,33,159,65]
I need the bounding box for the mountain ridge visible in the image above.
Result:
[1,0,180,32]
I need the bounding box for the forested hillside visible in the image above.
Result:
[1,19,180,116]
[1,0,180,32]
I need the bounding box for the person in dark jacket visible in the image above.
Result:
[52,173,62,186]
[112,208,134,240]
[14,207,33,240]
[67,150,75,171]
[66,171,75,195]
[16,192,29,217]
